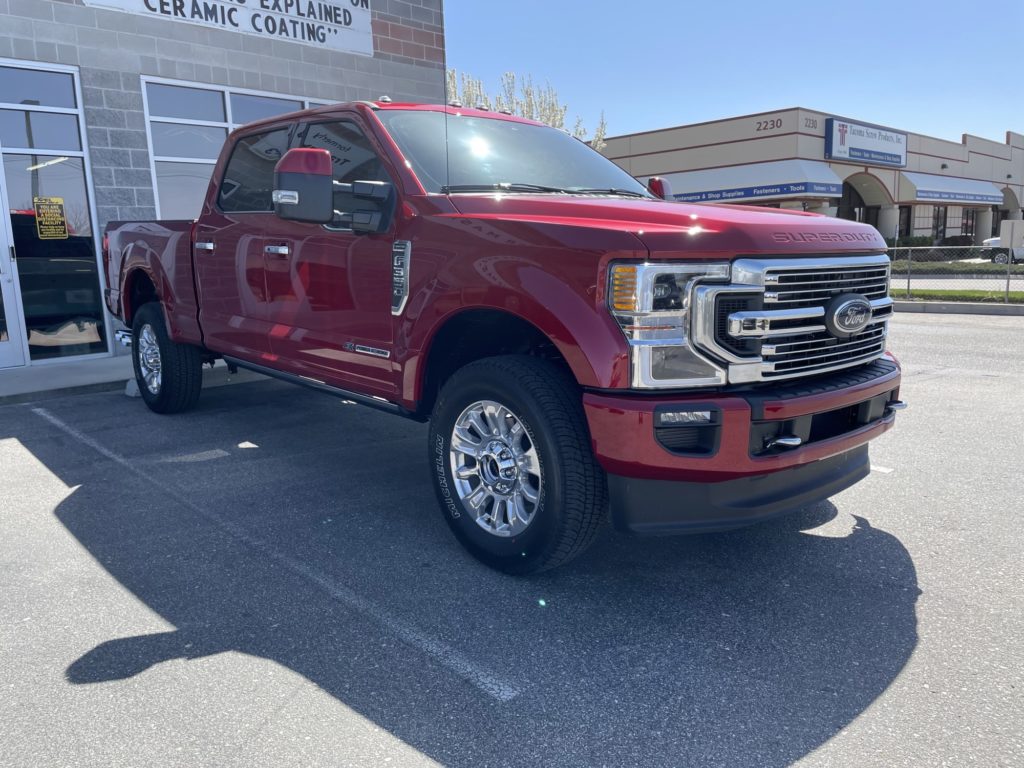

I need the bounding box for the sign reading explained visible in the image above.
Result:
[32,197,69,240]
[82,0,373,56]
[825,118,907,168]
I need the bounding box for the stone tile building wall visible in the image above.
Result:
[0,0,446,228]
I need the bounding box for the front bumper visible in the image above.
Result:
[583,356,902,533]
[607,446,869,534]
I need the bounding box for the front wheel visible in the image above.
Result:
[428,355,607,575]
[131,302,202,414]
[992,249,1010,265]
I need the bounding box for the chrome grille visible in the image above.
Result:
[765,264,890,307]
[762,324,887,377]
[693,254,892,383]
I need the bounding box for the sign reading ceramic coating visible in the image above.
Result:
[81,0,373,56]
[32,197,69,240]
[825,118,907,168]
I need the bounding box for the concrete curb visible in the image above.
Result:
[894,301,1024,316]
[0,380,127,407]
[0,365,267,407]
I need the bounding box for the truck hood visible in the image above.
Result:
[447,195,887,256]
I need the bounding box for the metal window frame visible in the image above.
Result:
[0,56,112,366]
[140,76,327,219]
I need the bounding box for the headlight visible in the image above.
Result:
[608,262,729,388]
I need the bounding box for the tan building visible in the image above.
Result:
[604,107,1024,245]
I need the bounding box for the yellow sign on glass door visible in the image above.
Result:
[32,196,69,240]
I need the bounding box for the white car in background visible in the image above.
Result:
[982,237,1023,264]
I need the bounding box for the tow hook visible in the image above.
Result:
[766,435,802,450]
[886,400,908,414]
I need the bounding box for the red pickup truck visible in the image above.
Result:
[104,102,904,574]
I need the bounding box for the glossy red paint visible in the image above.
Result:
[275,147,333,176]
[104,219,200,343]
[646,176,673,200]
[584,387,897,483]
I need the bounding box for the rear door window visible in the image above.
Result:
[218,127,291,213]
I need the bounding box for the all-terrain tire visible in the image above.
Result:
[131,302,202,414]
[428,355,607,575]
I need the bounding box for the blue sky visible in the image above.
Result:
[443,0,1022,143]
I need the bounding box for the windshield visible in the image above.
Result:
[375,109,651,197]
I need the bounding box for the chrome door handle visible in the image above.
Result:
[195,242,215,252]
[264,245,290,256]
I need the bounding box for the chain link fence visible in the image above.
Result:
[889,246,1024,303]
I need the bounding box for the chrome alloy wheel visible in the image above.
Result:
[449,400,542,537]
[137,324,162,395]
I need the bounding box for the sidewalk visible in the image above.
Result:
[0,355,265,405]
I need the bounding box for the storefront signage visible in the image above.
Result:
[81,0,374,56]
[32,197,69,240]
[674,181,842,204]
[825,118,907,168]
[913,188,1003,204]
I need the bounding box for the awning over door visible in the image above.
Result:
[899,172,1003,205]
[664,160,843,204]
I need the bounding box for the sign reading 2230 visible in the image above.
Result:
[755,117,783,132]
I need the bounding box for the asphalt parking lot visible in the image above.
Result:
[1,313,1022,768]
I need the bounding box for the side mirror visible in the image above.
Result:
[647,176,673,201]
[273,148,334,224]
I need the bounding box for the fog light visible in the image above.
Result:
[658,409,713,425]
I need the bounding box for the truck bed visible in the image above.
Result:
[103,219,202,345]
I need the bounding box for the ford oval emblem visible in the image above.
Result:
[825,294,873,338]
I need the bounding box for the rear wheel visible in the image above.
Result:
[428,355,607,575]
[131,303,202,414]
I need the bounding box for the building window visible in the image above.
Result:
[898,205,912,238]
[962,208,976,238]
[945,206,962,234]
[1,61,107,363]
[142,78,328,220]
[913,204,933,235]
[932,206,947,242]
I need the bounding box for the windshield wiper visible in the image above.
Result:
[569,187,651,198]
[441,182,574,194]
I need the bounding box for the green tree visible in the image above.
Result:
[446,69,607,152]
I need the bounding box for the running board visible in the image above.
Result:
[223,356,410,418]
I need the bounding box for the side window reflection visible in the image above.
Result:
[299,121,390,222]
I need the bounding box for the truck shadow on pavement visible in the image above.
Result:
[22,383,920,767]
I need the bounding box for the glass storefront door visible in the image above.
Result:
[0,147,27,368]
[3,154,106,360]
[1,60,107,364]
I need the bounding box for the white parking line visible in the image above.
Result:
[871,465,894,474]
[31,406,521,703]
